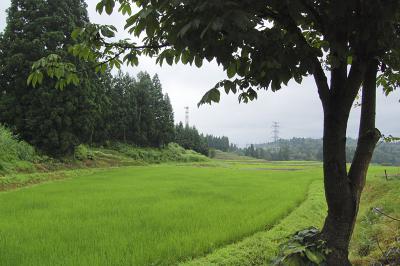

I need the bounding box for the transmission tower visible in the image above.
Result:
[184,106,189,126]
[271,121,280,143]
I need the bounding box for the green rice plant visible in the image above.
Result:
[0,162,319,266]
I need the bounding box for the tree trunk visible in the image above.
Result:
[321,60,380,265]
[321,108,355,265]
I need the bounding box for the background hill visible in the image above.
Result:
[238,138,400,165]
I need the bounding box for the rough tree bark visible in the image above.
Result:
[319,60,381,265]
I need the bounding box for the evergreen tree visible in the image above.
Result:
[157,93,175,146]
[0,0,100,156]
[174,123,208,156]
[148,74,169,146]
[102,71,175,148]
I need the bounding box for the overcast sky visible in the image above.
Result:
[1,1,399,146]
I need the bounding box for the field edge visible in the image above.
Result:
[180,179,326,266]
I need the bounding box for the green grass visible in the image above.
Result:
[0,162,319,266]
[350,165,400,265]
[212,150,258,161]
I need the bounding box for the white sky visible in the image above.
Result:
[1,0,399,146]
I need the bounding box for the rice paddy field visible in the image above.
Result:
[0,159,397,265]
[0,159,321,266]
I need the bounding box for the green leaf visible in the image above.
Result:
[198,88,220,106]
[227,63,236,78]
[71,74,79,86]
[100,27,115,38]
[247,88,257,101]
[125,14,140,30]
[195,56,203,68]
[71,28,81,40]
[31,72,38,87]
[145,14,158,38]
[133,20,146,37]
[181,50,190,65]
[96,2,104,14]
[304,249,325,264]
[119,3,132,15]
[174,53,181,64]
[105,0,115,15]
[27,73,34,86]
[37,71,44,84]
[165,52,174,66]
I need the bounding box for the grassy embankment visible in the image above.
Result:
[0,124,208,190]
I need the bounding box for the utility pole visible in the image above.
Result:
[271,121,280,151]
[272,121,280,143]
[184,106,189,127]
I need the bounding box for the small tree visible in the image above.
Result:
[29,0,400,264]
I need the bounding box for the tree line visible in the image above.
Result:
[174,123,235,156]
[0,0,172,156]
[0,0,234,157]
[240,138,400,165]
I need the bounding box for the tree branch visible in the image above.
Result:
[96,42,170,68]
[344,59,366,109]
[312,59,330,108]
[103,41,170,51]
[348,59,380,196]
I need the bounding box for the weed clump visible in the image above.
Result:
[74,144,93,160]
[0,125,37,173]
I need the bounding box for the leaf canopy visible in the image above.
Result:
[29,0,400,105]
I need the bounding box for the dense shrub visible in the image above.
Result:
[74,144,93,161]
[0,125,37,173]
[0,125,36,163]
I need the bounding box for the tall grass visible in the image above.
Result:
[0,125,37,173]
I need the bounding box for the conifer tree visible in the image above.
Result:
[0,0,100,156]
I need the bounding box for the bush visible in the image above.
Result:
[209,148,217,158]
[74,144,93,161]
[273,227,329,265]
[0,125,37,163]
